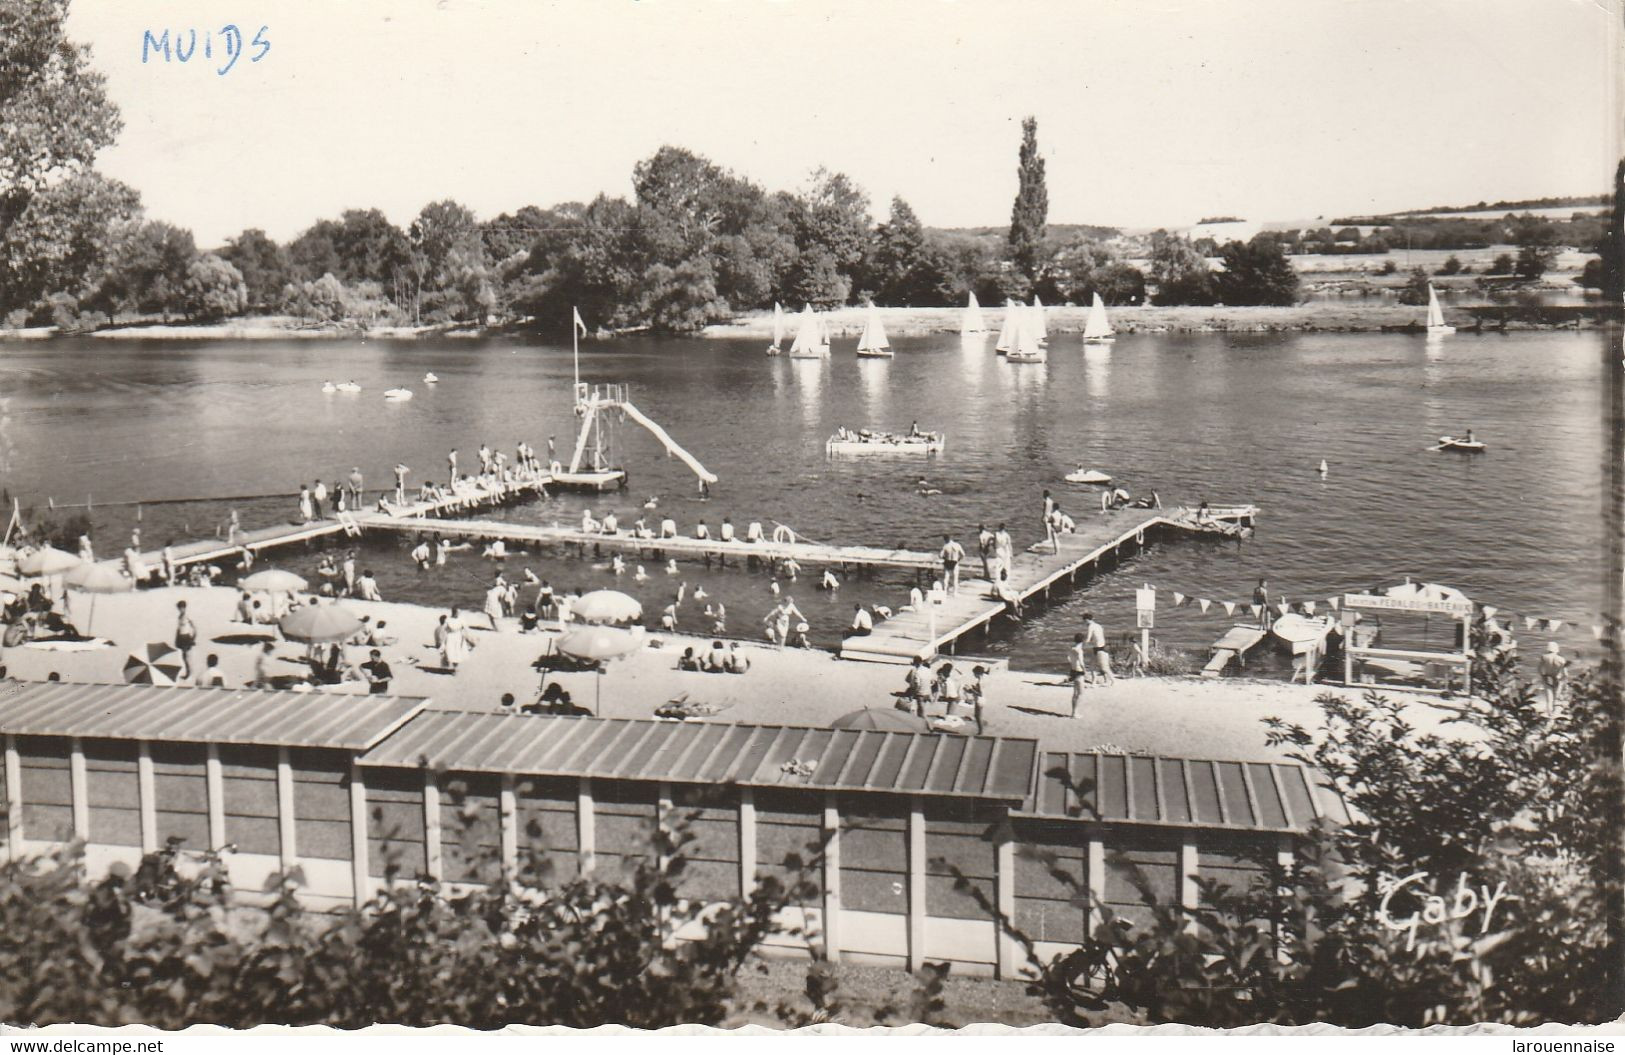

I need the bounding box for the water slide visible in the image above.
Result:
[618,400,719,484]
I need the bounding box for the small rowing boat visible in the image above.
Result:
[1435,436,1485,452]
[826,428,945,455]
[335,381,361,393]
[1271,613,1336,654]
[423,372,439,384]
[384,388,414,401]
[1064,468,1111,485]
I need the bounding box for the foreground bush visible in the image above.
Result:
[0,816,818,1028]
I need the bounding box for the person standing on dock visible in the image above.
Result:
[940,534,965,594]
[447,449,458,481]
[1083,611,1114,687]
[393,463,410,506]
[226,509,241,546]
[479,443,493,474]
[348,468,364,509]
[977,524,995,581]
[1253,579,1271,630]
[161,541,177,586]
[332,481,347,515]
[1042,489,1056,529]
[312,480,327,518]
[994,523,1014,578]
[298,485,314,525]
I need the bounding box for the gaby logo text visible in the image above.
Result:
[1378,871,1518,951]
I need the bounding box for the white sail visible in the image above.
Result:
[1032,295,1048,342]
[1083,292,1115,341]
[960,292,986,335]
[995,299,1016,353]
[856,304,891,355]
[1007,305,1046,361]
[788,304,823,357]
[1426,284,1451,331]
[771,302,785,347]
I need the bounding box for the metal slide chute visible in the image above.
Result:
[617,400,718,484]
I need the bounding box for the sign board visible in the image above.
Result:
[1342,593,1474,617]
[1136,588,1156,612]
[1137,609,1155,629]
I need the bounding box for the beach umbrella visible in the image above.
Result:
[124,642,184,685]
[572,589,643,625]
[555,625,644,715]
[831,707,930,733]
[279,603,363,644]
[64,562,133,633]
[17,546,82,577]
[241,569,309,593]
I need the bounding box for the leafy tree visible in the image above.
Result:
[1007,116,1048,281]
[1490,253,1515,276]
[482,204,552,262]
[1147,230,1214,305]
[868,197,949,306]
[219,228,290,312]
[180,254,247,322]
[0,0,130,313]
[1214,236,1300,306]
[88,221,197,319]
[785,169,871,307]
[1436,254,1462,276]
[1397,266,1432,306]
[409,200,489,323]
[954,638,1619,1028]
[1514,244,1554,281]
[0,171,139,311]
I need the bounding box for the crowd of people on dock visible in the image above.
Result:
[290,440,556,527]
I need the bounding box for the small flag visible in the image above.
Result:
[1173,592,1186,607]
[572,307,588,336]
[1250,604,1262,618]
[1327,597,1340,611]
[1483,605,1497,620]
[1547,619,1564,633]
[1222,601,1236,617]
[1303,600,1316,615]
[1593,624,1606,641]
[1524,616,1538,631]
[1198,598,1211,614]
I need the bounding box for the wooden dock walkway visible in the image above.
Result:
[120,478,555,572]
[839,505,1258,665]
[1201,625,1269,678]
[360,517,943,572]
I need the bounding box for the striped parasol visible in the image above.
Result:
[124,642,184,685]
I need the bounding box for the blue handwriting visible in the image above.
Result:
[142,25,269,75]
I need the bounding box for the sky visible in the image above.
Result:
[66,0,1620,246]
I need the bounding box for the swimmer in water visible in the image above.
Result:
[611,555,626,575]
[917,477,942,496]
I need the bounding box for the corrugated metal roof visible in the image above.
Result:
[0,682,425,751]
[360,712,1039,801]
[1021,750,1350,832]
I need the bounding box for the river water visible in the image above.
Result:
[0,329,1609,674]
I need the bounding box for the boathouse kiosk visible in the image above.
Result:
[1340,592,1474,695]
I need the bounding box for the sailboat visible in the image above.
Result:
[766,302,786,355]
[1083,292,1116,344]
[1005,305,1047,363]
[960,292,986,335]
[1032,295,1049,345]
[1426,283,1455,336]
[787,304,829,359]
[855,303,893,358]
[994,299,1017,355]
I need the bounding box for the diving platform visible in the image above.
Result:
[839,504,1259,665]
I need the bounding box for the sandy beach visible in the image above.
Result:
[3,584,1478,766]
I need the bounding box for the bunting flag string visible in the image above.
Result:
[1124,581,1610,641]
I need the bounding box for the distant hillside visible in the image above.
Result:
[1386,194,1608,217]
[929,223,1121,242]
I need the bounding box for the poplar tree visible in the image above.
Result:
[1007,116,1048,282]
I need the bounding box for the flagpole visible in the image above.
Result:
[572,307,580,392]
